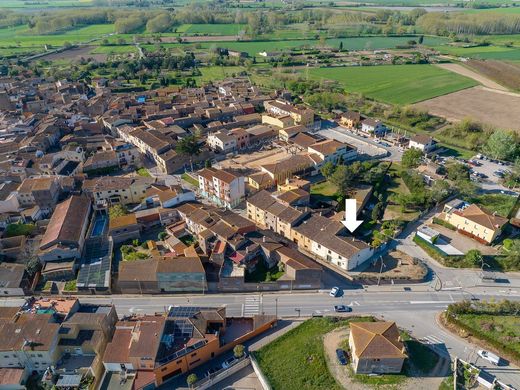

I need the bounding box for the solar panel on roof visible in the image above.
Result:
[168,306,216,317]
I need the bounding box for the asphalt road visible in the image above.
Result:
[2,287,519,387]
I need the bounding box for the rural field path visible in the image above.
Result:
[435,63,508,91]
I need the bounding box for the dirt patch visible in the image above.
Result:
[354,250,428,282]
[415,86,520,132]
[465,60,520,91]
[323,327,366,390]
[33,45,107,63]
[436,63,507,91]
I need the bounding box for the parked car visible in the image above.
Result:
[334,305,352,313]
[478,350,500,365]
[329,287,341,297]
[222,356,239,369]
[336,349,347,365]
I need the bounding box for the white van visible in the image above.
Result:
[478,350,500,365]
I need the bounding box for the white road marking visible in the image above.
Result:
[409,301,454,304]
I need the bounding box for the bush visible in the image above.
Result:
[432,217,456,231]
[5,223,36,237]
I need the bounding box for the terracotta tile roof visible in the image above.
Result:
[457,204,508,230]
[198,167,238,184]
[39,195,91,250]
[308,139,346,156]
[350,321,406,359]
[109,214,138,230]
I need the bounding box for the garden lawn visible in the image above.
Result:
[472,194,518,218]
[310,64,477,105]
[255,317,373,390]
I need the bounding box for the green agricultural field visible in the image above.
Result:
[154,36,446,57]
[0,0,93,7]
[433,44,520,60]
[176,24,246,35]
[310,64,477,104]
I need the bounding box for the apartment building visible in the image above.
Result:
[83,176,154,207]
[198,168,245,208]
[0,313,61,373]
[264,100,315,127]
[17,177,60,211]
[207,131,237,153]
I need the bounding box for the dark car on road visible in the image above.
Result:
[336,349,348,365]
[334,305,352,313]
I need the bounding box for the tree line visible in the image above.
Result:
[418,11,520,35]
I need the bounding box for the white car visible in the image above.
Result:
[329,287,341,297]
[477,350,500,365]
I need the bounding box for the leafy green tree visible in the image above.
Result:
[158,231,168,241]
[329,165,356,194]
[465,249,483,266]
[176,135,201,172]
[233,344,245,358]
[484,129,518,161]
[430,180,450,204]
[371,202,384,222]
[446,162,470,182]
[401,148,423,169]
[320,161,336,179]
[187,373,198,388]
[501,239,520,270]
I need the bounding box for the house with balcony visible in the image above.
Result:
[197,168,245,209]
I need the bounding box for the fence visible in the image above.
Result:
[191,356,251,390]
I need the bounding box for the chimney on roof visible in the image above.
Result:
[262,236,266,243]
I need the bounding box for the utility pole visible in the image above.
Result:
[377,256,385,286]
[275,297,278,319]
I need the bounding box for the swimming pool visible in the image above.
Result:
[91,215,107,237]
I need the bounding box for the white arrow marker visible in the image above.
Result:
[341,198,364,233]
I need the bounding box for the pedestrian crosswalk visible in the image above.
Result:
[419,335,450,358]
[243,295,261,317]
[420,335,443,345]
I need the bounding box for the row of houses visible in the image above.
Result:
[0,298,276,390]
[247,190,374,271]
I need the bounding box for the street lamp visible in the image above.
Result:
[134,278,143,296]
[275,297,278,319]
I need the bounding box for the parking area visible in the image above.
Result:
[426,223,498,256]
[318,126,401,161]
[436,154,516,192]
